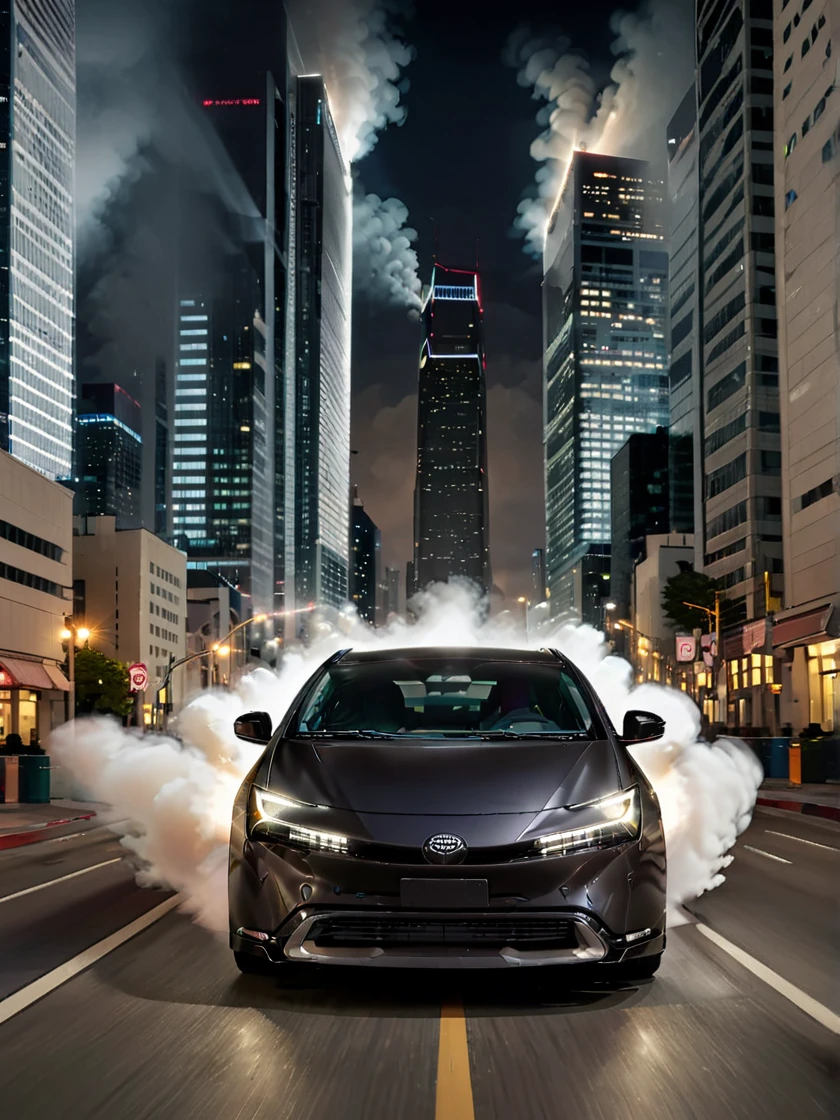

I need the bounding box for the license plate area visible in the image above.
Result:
[400,878,489,908]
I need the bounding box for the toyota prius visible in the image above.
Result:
[229,646,667,979]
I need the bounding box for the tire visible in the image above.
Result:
[233,949,274,976]
[615,953,662,982]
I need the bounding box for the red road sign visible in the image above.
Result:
[128,662,148,692]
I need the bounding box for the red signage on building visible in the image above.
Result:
[202,98,261,107]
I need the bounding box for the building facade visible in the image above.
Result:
[292,75,352,613]
[0,0,75,480]
[0,449,71,747]
[73,515,187,715]
[695,0,783,627]
[413,264,491,595]
[154,358,170,536]
[667,85,703,540]
[543,151,669,624]
[383,566,400,620]
[772,0,839,733]
[350,490,380,625]
[74,383,142,528]
[171,258,274,618]
[609,428,670,630]
[531,547,547,604]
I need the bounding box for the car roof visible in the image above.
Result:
[336,646,560,665]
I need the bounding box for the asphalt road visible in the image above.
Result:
[0,807,836,1119]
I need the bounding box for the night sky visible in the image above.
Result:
[350,0,620,599]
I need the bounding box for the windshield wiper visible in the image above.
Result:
[475,731,590,740]
[297,729,398,740]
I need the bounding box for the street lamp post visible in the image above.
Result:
[60,619,91,722]
[681,592,722,723]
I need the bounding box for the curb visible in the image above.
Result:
[756,796,840,823]
[0,812,97,851]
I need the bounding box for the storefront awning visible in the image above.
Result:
[0,657,69,691]
[723,619,768,661]
[772,604,837,650]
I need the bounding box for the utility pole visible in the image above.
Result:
[61,618,91,723]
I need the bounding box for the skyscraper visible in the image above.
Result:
[171,253,274,616]
[292,75,352,612]
[543,151,669,624]
[74,383,142,528]
[695,0,782,627]
[771,3,839,732]
[413,264,491,594]
[154,358,170,536]
[667,85,702,539]
[0,0,74,479]
[350,489,380,625]
[531,547,547,604]
[384,567,400,618]
[609,428,670,627]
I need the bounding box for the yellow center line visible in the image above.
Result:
[436,999,475,1120]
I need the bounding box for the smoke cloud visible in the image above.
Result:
[287,0,416,165]
[50,585,761,934]
[353,191,423,313]
[505,0,694,255]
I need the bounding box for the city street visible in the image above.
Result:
[0,807,836,1119]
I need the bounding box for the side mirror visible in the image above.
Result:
[234,711,273,745]
[620,710,666,744]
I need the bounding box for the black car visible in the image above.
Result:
[229,646,667,978]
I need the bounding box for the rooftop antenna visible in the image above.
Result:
[430,217,438,263]
[475,237,479,272]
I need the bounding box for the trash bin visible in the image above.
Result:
[800,741,826,784]
[18,754,51,803]
[768,738,790,779]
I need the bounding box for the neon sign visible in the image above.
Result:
[202,98,261,107]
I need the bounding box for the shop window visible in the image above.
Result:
[0,691,11,743]
[18,693,38,747]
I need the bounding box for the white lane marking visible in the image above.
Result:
[696,923,840,1036]
[743,845,791,864]
[0,858,123,905]
[29,821,130,846]
[765,829,840,853]
[0,895,180,1026]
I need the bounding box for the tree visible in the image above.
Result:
[662,567,725,632]
[73,648,133,719]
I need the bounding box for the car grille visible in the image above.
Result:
[348,840,534,864]
[309,915,578,950]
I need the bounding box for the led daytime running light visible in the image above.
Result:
[535,788,640,856]
[252,789,348,853]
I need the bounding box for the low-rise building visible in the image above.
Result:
[0,449,72,747]
[72,516,187,718]
[632,533,695,690]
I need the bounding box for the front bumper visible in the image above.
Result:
[232,908,664,968]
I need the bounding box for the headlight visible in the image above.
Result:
[534,787,640,856]
[249,788,349,854]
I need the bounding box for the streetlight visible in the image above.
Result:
[60,619,93,721]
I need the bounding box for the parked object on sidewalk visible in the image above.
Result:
[789,739,801,786]
[18,754,50,803]
[0,756,20,802]
[0,733,23,755]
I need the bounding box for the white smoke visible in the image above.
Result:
[49,585,761,934]
[287,0,415,165]
[505,0,694,255]
[353,191,423,314]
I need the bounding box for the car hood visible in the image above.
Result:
[267,737,622,814]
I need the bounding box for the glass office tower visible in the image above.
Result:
[543,151,669,623]
[171,257,274,616]
[292,75,352,611]
[350,489,380,625]
[0,0,75,478]
[413,264,491,595]
[75,383,142,528]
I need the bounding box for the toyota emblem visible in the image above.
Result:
[422,833,467,865]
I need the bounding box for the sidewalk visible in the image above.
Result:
[757,780,840,822]
[0,799,108,850]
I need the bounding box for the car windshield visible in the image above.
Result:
[293,657,601,739]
